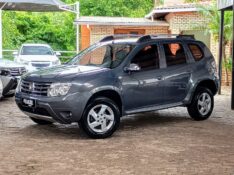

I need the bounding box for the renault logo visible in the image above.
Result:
[28,82,35,91]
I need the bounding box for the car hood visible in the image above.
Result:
[0,59,25,68]
[23,65,109,81]
[18,55,58,62]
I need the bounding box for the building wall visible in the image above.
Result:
[89,25,169,45]
[165,12,208,34]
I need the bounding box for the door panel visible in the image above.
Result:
[120,43,165,111]
[163,65,191,104]
[121,69,165,110]
[161,42,191,104]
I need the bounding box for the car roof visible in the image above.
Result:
[22,44,51,47]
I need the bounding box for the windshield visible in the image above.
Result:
[21,46,53,55]
[69,44,134,68]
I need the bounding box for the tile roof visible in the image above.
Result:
[146,1,211,18]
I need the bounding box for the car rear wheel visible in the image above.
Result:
[30,117,53,125]
[79,97,120,139]
[187,87,214,121]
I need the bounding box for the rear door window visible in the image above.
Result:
[188,44,204,61]
[163,43,187,67]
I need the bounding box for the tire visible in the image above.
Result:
[79,97,121,139]
[30,117,53,125]
[187,87,214,121]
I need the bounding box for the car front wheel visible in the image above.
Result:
[79,97,120,139]
[187,87,214,121]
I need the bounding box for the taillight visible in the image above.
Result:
[208,60,218,78]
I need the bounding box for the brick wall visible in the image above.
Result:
[89,25,169,45]
[165,12,208,34]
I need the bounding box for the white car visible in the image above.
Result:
[0,59,26,79]
[14,44,61,72]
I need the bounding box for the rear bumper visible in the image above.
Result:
[15,92,88,124]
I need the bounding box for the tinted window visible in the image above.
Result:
[163,43,187,67]
[131,45,159,71]
[188,44,204,61]
[21,46,53,55]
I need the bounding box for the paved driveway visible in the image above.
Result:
[0,94,234,175]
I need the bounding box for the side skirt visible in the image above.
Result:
[125,102,184,115]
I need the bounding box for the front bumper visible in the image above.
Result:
[1,76,18,96]
[15,92,88,124]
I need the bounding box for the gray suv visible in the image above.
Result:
[15,35,219,138]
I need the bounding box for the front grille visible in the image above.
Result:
[21,80,51,96]
[31,63,50,68]
[10,67,27,76]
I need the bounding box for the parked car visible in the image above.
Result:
[15,35,219,139]
[0,59,26,98]
[0,59,26,79]
[14,44,61,72]
[0,70,18,99]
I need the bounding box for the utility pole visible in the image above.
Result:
[76,2,80,54]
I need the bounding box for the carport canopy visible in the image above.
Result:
[0,0,65,11]
[0,0,76,59]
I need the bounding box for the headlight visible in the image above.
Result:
[0,68,10,76]
[48,83,71,97]
[19,59,29,65]
[52,60,61,65]
[16,79,22,93]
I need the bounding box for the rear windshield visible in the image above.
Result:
[21,46,53,55]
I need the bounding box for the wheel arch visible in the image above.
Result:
[85,88,123,115]
[194,79,218,95]
[187,79,218,104]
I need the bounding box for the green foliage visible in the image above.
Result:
[79,0,153,17]
[2,0,153,53]
[223,57,233,72]
[197,1,233,43]
[3,11,76,51]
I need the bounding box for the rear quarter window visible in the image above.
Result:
[188,44,204,61]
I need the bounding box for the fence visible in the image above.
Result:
[3,50,77,63]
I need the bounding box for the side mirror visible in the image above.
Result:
[13,51,18,56]
[124,63,141,73]
[55,52,61,56]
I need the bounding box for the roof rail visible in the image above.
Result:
[100,34,143,42]
[137,34,195,43]
[176,35,195,39]
[100,34,195,43]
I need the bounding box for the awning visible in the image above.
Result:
[0,0,65,12]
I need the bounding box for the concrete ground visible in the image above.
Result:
[0,92,234,175]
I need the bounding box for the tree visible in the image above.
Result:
[198,1,233,86]
[2,0,153,55]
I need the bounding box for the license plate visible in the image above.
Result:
[22,99,35,107]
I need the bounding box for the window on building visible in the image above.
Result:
[131,45,159,71]
[188,44,204,61]
[163,43,187,67]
